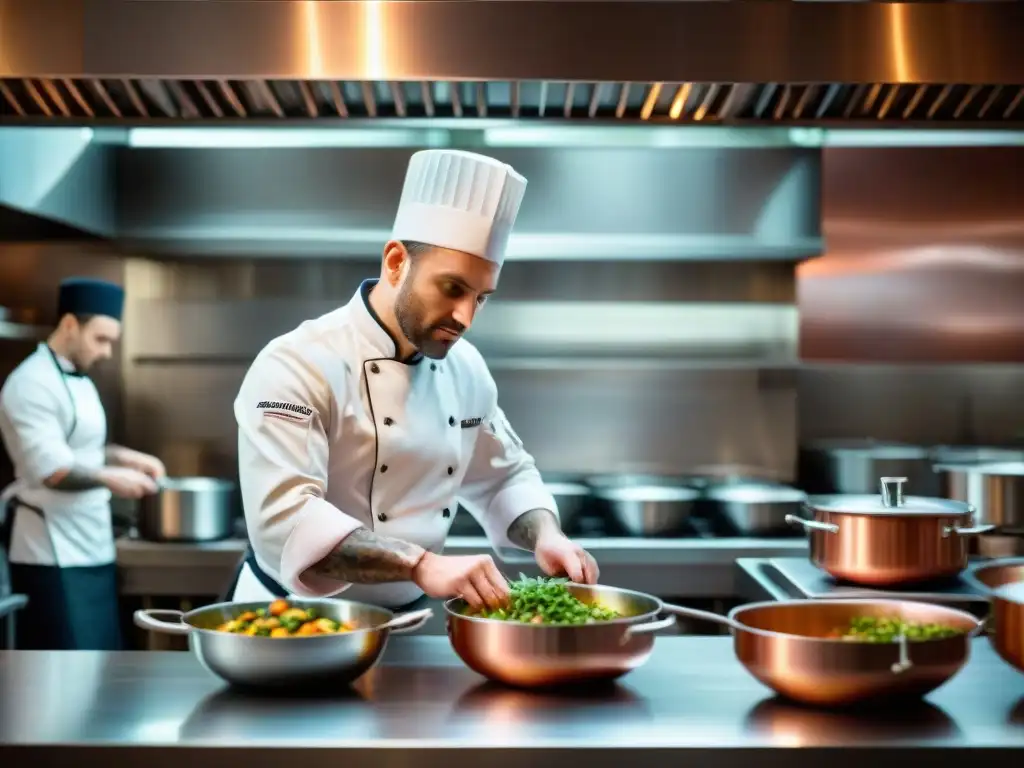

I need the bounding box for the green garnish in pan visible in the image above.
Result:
[830,616,967,643]
[466,575,621,625]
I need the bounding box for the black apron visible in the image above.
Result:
[224,546,430,613]
[0,347,123,651]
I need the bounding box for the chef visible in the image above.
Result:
[0,278,165,650]
[230,149,598,612]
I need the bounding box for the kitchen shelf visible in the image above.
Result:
[0,321,50,342]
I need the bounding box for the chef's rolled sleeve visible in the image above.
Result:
[234,346,363,597]
[459,403,559,551]
[0,380,75,484]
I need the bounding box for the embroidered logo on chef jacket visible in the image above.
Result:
[256,400,314,424]
[460,417,483,429]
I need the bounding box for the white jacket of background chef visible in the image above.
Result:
[233,280,559,608]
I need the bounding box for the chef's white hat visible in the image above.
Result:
[391,149,527,266]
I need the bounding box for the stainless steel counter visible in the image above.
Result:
[116,536,809,599]
[1,637,1022,768]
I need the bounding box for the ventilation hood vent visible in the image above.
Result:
[3,79,1023,126]
[1,1,1023,127]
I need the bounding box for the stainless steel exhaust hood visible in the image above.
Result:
[1,1,1023,126]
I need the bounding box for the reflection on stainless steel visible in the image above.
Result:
[444,584,674,688]
[801,147,1024,364]
[137,476,237,543]
[133,598,431,690]
[3,637,1024,754]
[744,557,990,609]
[798,439,937,495]
[704,482,807,537]
[122,258,799,481]
[745,697,961,744]
[2,2,1024,122]
[115,146,819,262]
[963,558,1024,675]
[936,462,1024,534]
[793,477,990,587]
[591,483,701,537]
[663,599,982,708]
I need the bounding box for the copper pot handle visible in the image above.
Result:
[622,614,677,642]
[785,513,839,534]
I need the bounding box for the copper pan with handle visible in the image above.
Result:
[663,598,982,708]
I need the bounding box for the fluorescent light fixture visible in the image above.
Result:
[790,128,1024,147]
[126,127,452,148]
[124,125,1024,151]
[482,126,798,148]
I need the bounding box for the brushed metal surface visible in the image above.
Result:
[2,638,1024,757]
[116,146,820,260]
[2,1,1024,83]
[800,147,1024,365]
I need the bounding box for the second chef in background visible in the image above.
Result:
[231,149,598,611]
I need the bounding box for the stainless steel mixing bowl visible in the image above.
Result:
[135,598,431,690]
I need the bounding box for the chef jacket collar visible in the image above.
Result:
[354,279,424,366]
[42,343,86,378]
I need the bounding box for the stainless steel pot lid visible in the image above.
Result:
[593,485,700,503]
[934,461,1024,477]
[807,476,972,517]
[802,439,930,460]
[545,482,590,496]
[705,482,807,503]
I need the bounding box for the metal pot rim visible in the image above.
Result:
[443,583,663,628]
[157,476,236,492]
[180,597,404,638]
[962,557,1024,603]
[803,439,930,460]
[934,461,1024,477]
[806,493,973,517]
[593,485,700,502]
[705,483,807,503]
[726,598,983,642]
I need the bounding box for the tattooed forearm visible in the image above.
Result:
[309,528,428,584]
[506,508,560,550]
[45,465,104,492]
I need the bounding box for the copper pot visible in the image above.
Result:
[786,476,994,587]
[963,557,1024,675]
[665,599,982,707]
[444,584,676,688]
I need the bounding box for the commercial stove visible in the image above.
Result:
[735,538,1024,619]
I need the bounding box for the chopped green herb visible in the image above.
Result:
[829,616,967,643]
[465,574,621,625]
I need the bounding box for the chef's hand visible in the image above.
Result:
[411,552,510,612]
[125,451,166,481]
[99,467,159,499]
[534,531,600,584]
[107,446,167,480]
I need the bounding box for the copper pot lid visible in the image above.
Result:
[807,476,973,517]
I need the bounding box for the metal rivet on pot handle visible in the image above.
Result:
[622,614,676,643]
[785,513,839,534]
[133,608,191,636]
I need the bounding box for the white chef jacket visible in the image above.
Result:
[0,343,114,567]
[233,279,559,607]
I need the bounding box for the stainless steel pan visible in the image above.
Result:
[134,598,431,689]
[444,583,676,688]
